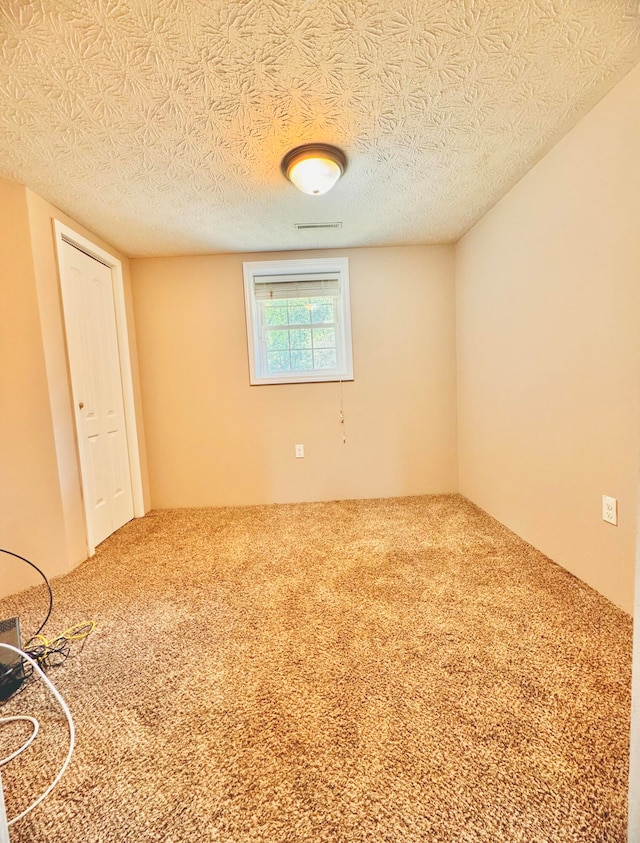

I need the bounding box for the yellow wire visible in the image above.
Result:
[30,620,96,649]
[60,620,96,641]
[30,634,49,646]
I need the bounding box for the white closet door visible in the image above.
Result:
[59,240,134,548]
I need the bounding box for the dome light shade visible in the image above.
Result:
[282,144,347,196]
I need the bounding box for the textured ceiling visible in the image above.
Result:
[1,1,639,257]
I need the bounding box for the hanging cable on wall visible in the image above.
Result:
[339,380,346,444]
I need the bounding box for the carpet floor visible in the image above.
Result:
[0,495,632,842]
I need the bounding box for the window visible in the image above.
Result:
[243,257,353,385]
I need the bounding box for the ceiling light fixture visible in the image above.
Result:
[281,144,347,196]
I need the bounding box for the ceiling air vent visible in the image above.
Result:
[295,222,343,231]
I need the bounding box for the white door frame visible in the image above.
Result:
[54,220,144,554]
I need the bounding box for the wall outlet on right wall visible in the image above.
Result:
[602,495,618,526]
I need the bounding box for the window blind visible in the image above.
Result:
[254,274,340,300]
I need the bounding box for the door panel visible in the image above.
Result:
[59,240,134,547]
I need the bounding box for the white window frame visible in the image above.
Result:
[243,257,354,385]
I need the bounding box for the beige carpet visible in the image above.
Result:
[0,495,632,842]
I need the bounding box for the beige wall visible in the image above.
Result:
[131,245,457,508]
[456,63,640,614]
[0,178,68,596]
[0,179,149,598]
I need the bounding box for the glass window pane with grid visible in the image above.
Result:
[263,296,337,375]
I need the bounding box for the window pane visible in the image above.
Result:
[312,327,336,349]
[290,328,312,349]
[266,329,290,350]
[311,302,334,324]
[291,350,313,370]
[313,348,337,369]
[245,257,352,384]
[264,304,288,326]
[288,305,311,325]
[267,350,291,372]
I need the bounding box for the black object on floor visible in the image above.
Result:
[0,616,24,701]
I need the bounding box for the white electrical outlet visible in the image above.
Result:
[295,444,304,458]
[602,495,617,526]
